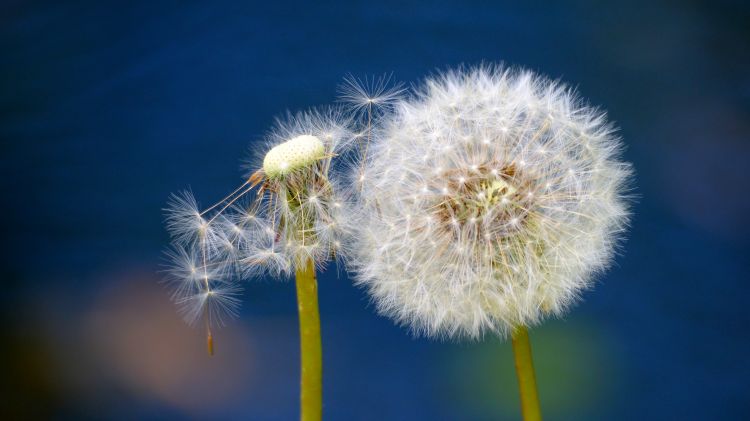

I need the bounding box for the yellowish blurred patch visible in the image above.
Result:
[39,269,264,416]
[440,318,625,419]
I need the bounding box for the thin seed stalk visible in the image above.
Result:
[511,326,542,421]
[295,258,322,421]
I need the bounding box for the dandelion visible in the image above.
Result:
[347,65,632,420]
[164,106,355,421]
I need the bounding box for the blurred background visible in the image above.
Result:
[1,1,748,419]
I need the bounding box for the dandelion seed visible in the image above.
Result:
[337,73,406,114]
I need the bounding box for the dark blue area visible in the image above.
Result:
[2,1,749,419]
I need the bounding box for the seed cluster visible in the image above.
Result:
[164,108,355,330]
[347,66,631,339]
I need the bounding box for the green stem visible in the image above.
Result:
[511,326,542,421]
[295,258,322,421]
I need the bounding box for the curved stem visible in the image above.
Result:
[295,259,322,421]
[511,326,542,421]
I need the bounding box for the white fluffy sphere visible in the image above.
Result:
[348,66,632,339]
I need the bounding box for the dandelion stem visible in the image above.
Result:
[295,258,322,421]
[511,326,542,421]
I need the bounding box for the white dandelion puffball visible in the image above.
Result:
[349,66,632,339]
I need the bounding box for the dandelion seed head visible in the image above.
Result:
[348,65,632,340]
[164,106,357,330]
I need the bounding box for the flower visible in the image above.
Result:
[163,106,356,329]
[248,107,356,269]
[346,65,632,340]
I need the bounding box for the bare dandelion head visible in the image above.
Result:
[348,65,632,340]
[162,106,356,335]
[262,134,326,178]
[254,107,356,269]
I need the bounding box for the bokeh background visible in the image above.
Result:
[2,1,748,419]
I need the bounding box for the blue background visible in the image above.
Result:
[2,1,749,419]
